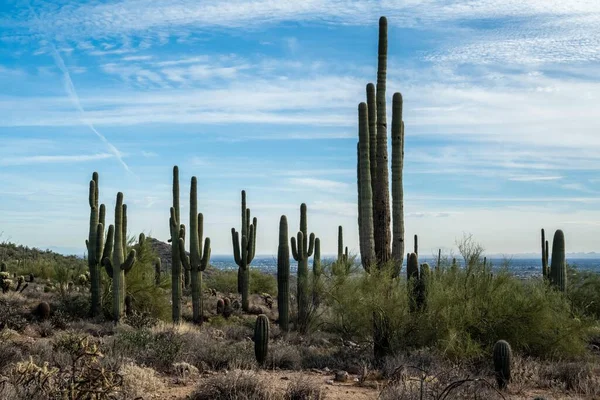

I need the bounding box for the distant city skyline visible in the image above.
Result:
[2,1,600,256]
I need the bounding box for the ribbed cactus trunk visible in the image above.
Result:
[373,16,391,265]
[550,229,566,292]
[335,226,349,274]
[232,190,257,312]
[170,166,183,324]
[291,203,315,333]
[391,94,405,271]
[541,229,548,279]
[154,258,161,286]
[179,177,211,324]
[86,172,105,317]
[358,102,375,271]
[413,234,418,255]
[102,192,136,323]
[493,340,512,390]
[356,16,405,362]
[277,216,290,332]
[254,314,270,366]
[407,252,419,313]
[312,238,321,308]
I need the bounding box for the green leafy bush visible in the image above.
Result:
[321,257,591,361]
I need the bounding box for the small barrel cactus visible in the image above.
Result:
[254,314,270,365]
[216,298,225,315]
[35,302,51,321]
[493,340,512,390]
[223,297,232,318]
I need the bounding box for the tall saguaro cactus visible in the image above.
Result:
[291,203,315,333]
[541,229,548,279]
[277,216,290,332]
[373,16,391,265]
[357,17,404,272]
[358,102,375,271]
[179,177,211,324]
[86,172,105,317]
[334,226,349,274]
[102,192,136,323]
[169,166,184,324]
[550,229,566,293]
[391,93,405,266]
[356,16,405,361]
[232,190,257,312]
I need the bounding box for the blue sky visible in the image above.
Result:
[2,1,600,257]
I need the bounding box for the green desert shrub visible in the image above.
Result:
[206,269,276,297]
[249,270,276,296]
[206,270,238,294]
[568,265,600,320]
[322,258,590,361]
[101,234,170,321]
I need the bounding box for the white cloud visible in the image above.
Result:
[508,175,563,182]
[0,153,113,166]
[288,178,350,192]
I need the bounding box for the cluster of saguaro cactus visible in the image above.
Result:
[102,192,137,323]
[291,203,315,333]
[232,190,257,312]
[254,314,270,365]
[179,177,212,324]
[169,166,184,324]
[356,16,405,360]
[85,172,106,317]
[549,229,566,292]
[277,216,290,332]
[493,339,512,390]
[357,16,404,274]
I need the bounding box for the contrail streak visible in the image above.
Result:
[49,45,133,174]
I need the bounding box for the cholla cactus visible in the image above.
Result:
[78,274,88,286]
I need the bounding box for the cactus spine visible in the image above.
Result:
[549,229,566,292]
[291,203,315,333]
[277,216,290,332]
[493,340,512,390]
[86,172,105,317]
[179,177,211,324]
[254,314,270,365]
[232,190,257,312]
[169,166,183,324]
[102,192,136,323]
